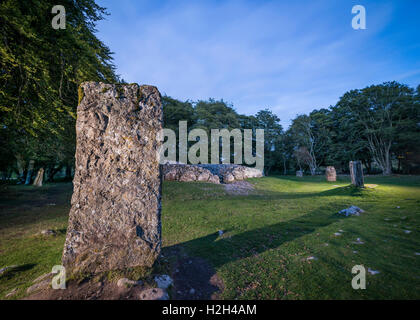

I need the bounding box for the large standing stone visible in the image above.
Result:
[349,161,364,187]
[325,166,336,182]
[62,82,163,275]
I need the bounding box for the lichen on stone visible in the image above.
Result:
[78,85,84,105]
[62,82,163,275]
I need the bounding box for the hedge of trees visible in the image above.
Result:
[0,0,118,183]
[1,1,419,184]
[162,82,420,176]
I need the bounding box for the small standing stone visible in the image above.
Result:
[349,161,364,188]
[296,170,303,177]
[40,229,56,236]
[325,166,336,182]
[155,275,173,289]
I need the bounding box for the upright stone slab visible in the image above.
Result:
[33,168,44,187]
[349,161,364,188]
[296,170,303,177]
[62,82,163,275]
[325,166,336,182]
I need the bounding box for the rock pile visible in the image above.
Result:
[162,164,220,184]
[338,205,365,216]
[162,163,263,184]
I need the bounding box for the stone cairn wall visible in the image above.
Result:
[162,163,263,184]
[349,160,364,188]
[325,166,336,182]
[62,82,163,275]
[162,163,220,184]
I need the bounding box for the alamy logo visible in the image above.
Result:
[51,265,66,289]
[51,5,66,30]
[157,121,264,171]
[351,265,366,289]
[352,5,366,30]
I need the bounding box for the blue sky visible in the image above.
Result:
[96,0,420,128]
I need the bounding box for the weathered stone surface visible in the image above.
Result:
[62,82,163,275]
[117,278,143,288]
[199,164,263,183]
[325,166,336,182]
[40,229,56,236]
[154,274,173,289]
[138,288,169,300]
[33,168,44,187]
[349,160,364,187]
[5,288,18,298]
[338,205,365,216]
[27,278,51,294]
[162,163,220,184]
[162,164,263,184]
[296,170,303,177]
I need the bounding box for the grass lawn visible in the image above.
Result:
[0,175,419,299]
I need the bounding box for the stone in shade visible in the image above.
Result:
[349,160,364,187]
[62,82,163,275]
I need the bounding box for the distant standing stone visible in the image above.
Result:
[33,168,44,187]
[325,166,336,182]
[62,82,163,275]
[296,170,303,177]
[349,161,364,188]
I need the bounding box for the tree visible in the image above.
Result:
[254,109,283,174]
[288,115,318,175]
[0,0,118,182]
[337,82,415,175]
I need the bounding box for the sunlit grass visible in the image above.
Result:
[0,175,419,299]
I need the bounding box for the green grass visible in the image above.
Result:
[0,176,419,299]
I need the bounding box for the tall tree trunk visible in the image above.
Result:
[383,149,392,175]
[25,160,35,185]
[283,158,287,175]
[47,165,63,182]
[16,154,26,184]
[65,165,72,181]
[309,164,316,175]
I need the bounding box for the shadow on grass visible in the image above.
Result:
[252,185,372,200]
[0,264,36,281]
[164,206,343,270]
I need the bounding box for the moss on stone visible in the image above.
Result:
[116,85,124,98]
[78,85,84,105]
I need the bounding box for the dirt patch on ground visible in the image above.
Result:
[224,181,255,195]
[171,255,224,300]
[24,247,224,300]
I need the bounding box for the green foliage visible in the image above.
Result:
[0,0,118,179]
